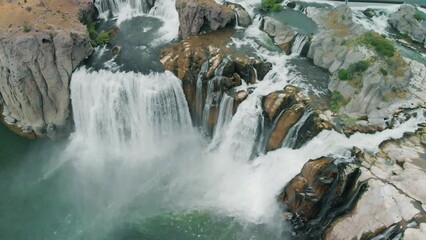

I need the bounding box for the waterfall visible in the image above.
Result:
[95,0,149,17]
[217,95,265,161]
[281,107,314,149]
[210,94,234,147]
[291,34,308,56]
[196,61,209,126]
[201,58,230,132]
[70,68,192,155]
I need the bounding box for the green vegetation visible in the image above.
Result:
[22,21,31,33]
[356,32,395,57]
[338,69,351,81]
[380,67,388,76]
[330,91,350,112]
[348,60,369,73]
[338,60,370,81]
[259,0,283,12]
[86,22,116,46]
[414,11,425,22]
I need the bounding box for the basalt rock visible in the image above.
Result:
[279,156,361,238]
[0,0,94,138]
[262,85,332,151]
[281,124,426,239]
[176,0,236,38]
[160,28,271,130]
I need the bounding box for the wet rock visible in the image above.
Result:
[160,29,271,128]
[280,157,360,224]
[388,4,426,48]
[224,2,252,27]
[363,8,376,18]
[176,0,235,38]
[261,17,297,54]
[263,85,332,151]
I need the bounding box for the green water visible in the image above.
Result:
[0,124,288,240]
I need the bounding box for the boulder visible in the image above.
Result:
[261,17,297,54]
[388,4,426,48]
[224,2,252,27]
[176,0,235,38]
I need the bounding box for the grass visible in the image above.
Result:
[259,0,283,12]
[414,11,425,22]
[22,21,31,32]
[355,32,395,57]
[330,91,350,112]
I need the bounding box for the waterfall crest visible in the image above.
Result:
[291,34,308,56]
[71,68,192,155]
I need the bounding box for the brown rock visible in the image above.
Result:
[176,0,235,38]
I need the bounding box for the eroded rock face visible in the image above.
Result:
[281,124,426,239]
[388,4,426,48]
[0,0,94,138]
[176,0,235,38]
[262,86,332,151]
[0,31,92,138]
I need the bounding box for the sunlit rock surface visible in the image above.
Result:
[0,0,93,138]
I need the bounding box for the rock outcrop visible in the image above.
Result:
[224,2,252,27]
[262,86,332,151]
[260,17,297,54]
[160,28,271,132]
[388,4,426,48]
[281,121,426,239]
[0,0,94,138]
[306,5,425,129]
[176,0,236,38]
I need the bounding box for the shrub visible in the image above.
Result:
[22,21,31,33]
[414,11,425,22]
[380,67,388,76]
[260,0,283,12]
[338,69,351,81]
[330,91,350,112]
[349,60,370,73]
[95,31,111,45]
[358,32,395,57]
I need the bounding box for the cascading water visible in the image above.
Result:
[95,0,149,17]
[71,68,192,156]
[291,34,309,56]
[201,58,230,132]
[196,61,209,126]
[210,94,235,147]
[281,107,314,149]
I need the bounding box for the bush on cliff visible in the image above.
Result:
[260,0,283,12]
[414,11,425,22]
[357,32,395,57]
[331,91,350,112]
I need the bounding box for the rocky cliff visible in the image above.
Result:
[0,0,94,138]
[281,116,426,239]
